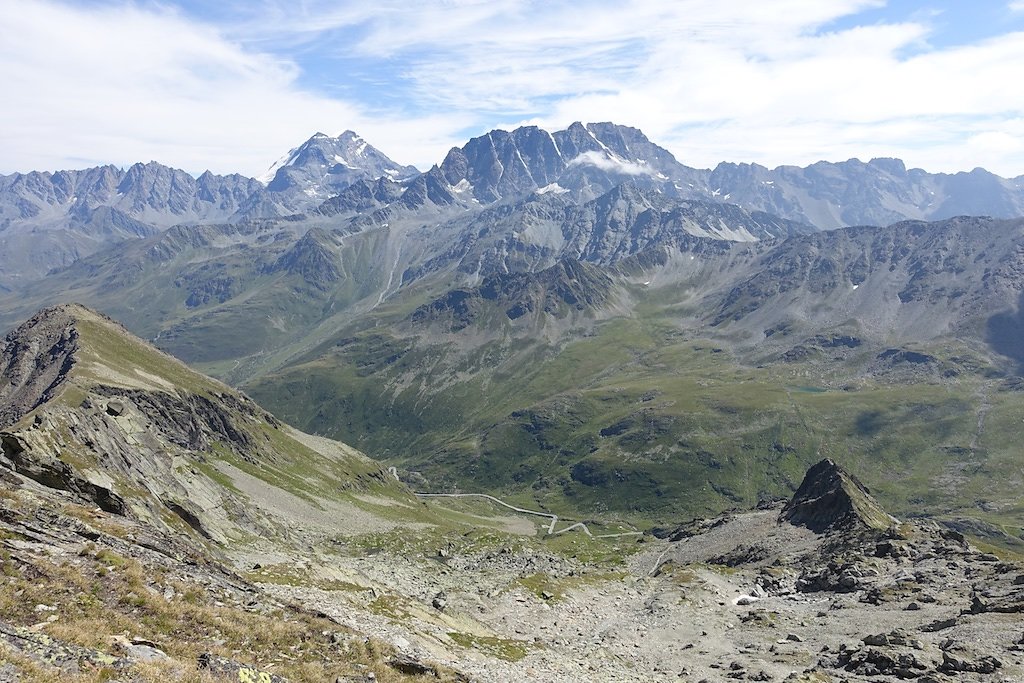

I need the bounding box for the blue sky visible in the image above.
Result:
[1,0,1023,177]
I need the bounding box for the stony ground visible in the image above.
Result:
[0,478,465,682]
[242,502,1024,683]
[3,456,1023,683]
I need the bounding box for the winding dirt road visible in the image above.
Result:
[414,492,643,538]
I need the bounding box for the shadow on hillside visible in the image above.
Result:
[986,290,1024,374]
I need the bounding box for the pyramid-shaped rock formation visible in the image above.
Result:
[780,458,896,533]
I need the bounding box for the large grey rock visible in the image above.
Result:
[199,653,289,682]
[780,459,895,533]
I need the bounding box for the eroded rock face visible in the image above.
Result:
[0,432,125,514]
[780,458,895,533]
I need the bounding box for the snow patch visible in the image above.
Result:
[584,125,614,154]
[852,284,860,290]
[333,154,354,169]
[258,146,300,184]
[733,595,760,606]
[451,179,472,194]
[704,218,757,242]
[537,183,569,195]
[547,130,562,158]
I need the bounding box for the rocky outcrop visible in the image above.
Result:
[0,620,128,673]
[87,385,270,458]
[0,432,126,514]
[780,459,895,533]
[0,305,81,428]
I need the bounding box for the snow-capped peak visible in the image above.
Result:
[258,130,419,188]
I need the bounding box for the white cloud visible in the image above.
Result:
[0,0,469,175]
[567,151,651,176]
[1,0,1023,178]
[248,0,1024,176]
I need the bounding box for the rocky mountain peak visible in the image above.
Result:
[315,175,405,216]
[780,458,896,533]
[7,122,1024,293]
[261,131,418,194]
[435,121,691,204]
[868,157,908,176]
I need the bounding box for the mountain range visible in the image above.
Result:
[2,122,1024,542]
[3,122,1024,288]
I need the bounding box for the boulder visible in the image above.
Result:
[198,653,289,682]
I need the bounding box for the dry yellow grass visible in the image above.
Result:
[0,497,456,683]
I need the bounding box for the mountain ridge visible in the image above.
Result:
[0,303,398,544]
[4,121,1024,290]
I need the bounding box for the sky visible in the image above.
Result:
[1,0,1023,178]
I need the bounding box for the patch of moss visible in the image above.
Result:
[447,632,531,662]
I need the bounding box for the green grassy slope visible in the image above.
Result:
[2,305,409,548]
[247,293,1024,543]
